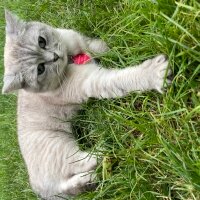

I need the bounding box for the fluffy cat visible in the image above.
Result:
[2,10,171,200]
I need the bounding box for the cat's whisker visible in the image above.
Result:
[57,42,61,50]
[56,64,60,76]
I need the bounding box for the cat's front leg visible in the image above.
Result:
[81,54,171,99]
[84,37,109,54]
[57,28,109,55]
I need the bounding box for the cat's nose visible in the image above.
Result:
[53,53,59,62]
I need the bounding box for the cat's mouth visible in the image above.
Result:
[67,55,74,64]
[67,53,91,65]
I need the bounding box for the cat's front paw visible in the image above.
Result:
[88,39,110,54]
[142,54,171,93]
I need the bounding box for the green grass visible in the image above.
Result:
[0,0,200,199]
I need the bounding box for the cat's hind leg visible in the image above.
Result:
[59,171,96,195]
[71,152,98,174]
[61,152,98,195]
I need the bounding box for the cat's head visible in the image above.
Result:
[2,10,68,94]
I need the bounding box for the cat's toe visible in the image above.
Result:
[150,55,171,93]
[154,54,167,65]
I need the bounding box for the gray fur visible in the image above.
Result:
[3,11,67,93]
[2,10,170,200]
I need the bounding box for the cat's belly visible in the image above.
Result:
[17,90,83,197]
[17,90,81,133]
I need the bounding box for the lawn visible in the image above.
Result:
[0,0,200,199]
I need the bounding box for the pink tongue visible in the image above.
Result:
[71,53,91,64]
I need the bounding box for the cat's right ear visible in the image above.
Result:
[5,9,25,35]
[2,73,24,94]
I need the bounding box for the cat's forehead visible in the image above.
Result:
[25,22,53,38]
[4,36,34,74]
[4,44,35,77]
[4,22,53,74]
[7,21,53,46]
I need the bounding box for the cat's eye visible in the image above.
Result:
[38,36,46,49]
[37,63,45,75]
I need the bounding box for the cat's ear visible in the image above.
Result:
[2,73,24,94]
[5,9,25,35]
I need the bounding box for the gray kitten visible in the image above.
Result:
[2,10,171,200]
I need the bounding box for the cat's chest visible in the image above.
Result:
[18,91,81,132]
[50,104,80,120]
[41,104,81,132]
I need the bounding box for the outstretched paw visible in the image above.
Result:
[143,54,172,93]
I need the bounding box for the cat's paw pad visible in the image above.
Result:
[145,54,171,93]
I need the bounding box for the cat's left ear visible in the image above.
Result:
[2,73,24,94]
[5,9,25,35]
